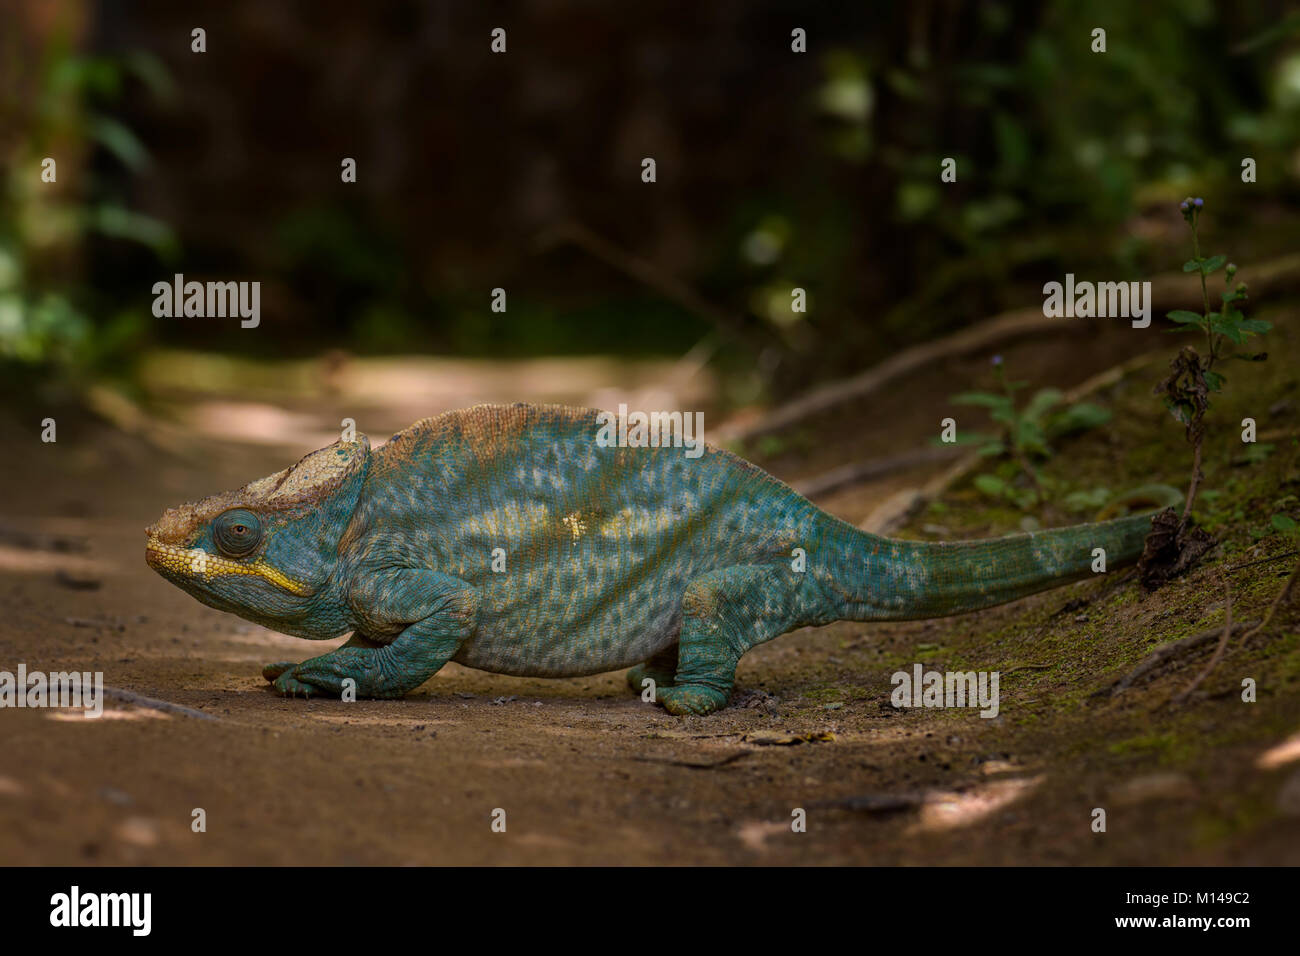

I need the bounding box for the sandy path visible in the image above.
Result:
[2,331,1298,866]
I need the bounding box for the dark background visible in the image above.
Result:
[6,0,1299,408]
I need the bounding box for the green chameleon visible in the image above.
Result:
[146,403,1152,715]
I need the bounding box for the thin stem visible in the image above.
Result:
[1240,556,1300,641]
[1181,209,1211,529]
[1181,429,1203,527]
[1190,213,1219,370]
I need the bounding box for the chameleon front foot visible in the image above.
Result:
[262,662,325,697]
[655,683,730,716]
[273,671,324,698]
[261,661,296,681]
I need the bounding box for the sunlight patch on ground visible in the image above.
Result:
[1257,731,1300,769]
[0,545,114,577]
[178,401,338,448]
[325,355,715,414]
[138,351,720,452]
[736,820,791,853]
[47,708,169,722]
[910,775,1045,834]
[310,713,459,728]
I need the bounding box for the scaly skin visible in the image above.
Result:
[145,403,1154,715]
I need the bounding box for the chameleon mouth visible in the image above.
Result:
[145,537,310,596]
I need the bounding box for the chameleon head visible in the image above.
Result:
[145,436,370,636]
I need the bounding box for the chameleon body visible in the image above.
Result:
[145,403,1152,715]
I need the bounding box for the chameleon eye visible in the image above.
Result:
[214,509,262,557]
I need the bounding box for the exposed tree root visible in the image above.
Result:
[721,253,1300,444]
[1239,557,1300,642]
[102,686,220,721]
[1107,620,1260,698]
[792,444,963,499]
[1171,581,1233,704]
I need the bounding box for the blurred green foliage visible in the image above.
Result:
[4,0,1300,406]
[725,0,1300,394]
[0,22,174,397]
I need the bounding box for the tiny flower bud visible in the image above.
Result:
[1193,197,1204,208]
[1179,201,1189,212]
[991,354,1003,366]
[1226,263,1237,276]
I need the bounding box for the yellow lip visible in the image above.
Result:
[145,539,310,596]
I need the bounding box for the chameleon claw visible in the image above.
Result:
[273,670,319,699]
[262,661,296,682]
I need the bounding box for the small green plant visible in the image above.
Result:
[1157,197,1271,526]
[1262,494,1300,540]
[1140,198,1274,590]
[1235,442,1275,466]
[943,354,1112,510]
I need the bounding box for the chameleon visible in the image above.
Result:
[145,402,1153,715]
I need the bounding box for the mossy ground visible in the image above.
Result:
[736,307,1300,862]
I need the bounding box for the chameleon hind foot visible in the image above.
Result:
[626,643,680,697]
[653,565,798,716]
[655,683,730,716]
[626,663,675,695]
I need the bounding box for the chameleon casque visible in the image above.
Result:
[145,402,1154,715]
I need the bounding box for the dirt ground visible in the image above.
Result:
[2,319,1299,866]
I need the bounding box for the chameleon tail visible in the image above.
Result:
[822,510,1155,621]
